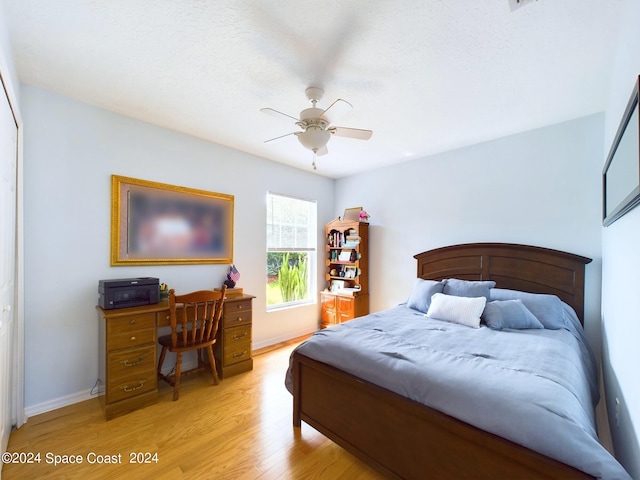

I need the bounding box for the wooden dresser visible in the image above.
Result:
[97,293,254,420]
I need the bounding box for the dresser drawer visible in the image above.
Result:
[107,313,155,336]
[223,299,252,323]
[108,345,156,385]
[109,327,156,351]
[224,324,251,347]
[224,341,251,366]
[108,371,156,404]
[223,309,251,327]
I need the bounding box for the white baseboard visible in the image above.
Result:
[24,359,201,419]
[24,388,96,419]
[23,332,313,420]
[252,326,316,350]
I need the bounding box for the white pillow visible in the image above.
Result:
[426,293,486,328]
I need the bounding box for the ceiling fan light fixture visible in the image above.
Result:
[297,127,330,152]
[261,87,373,171]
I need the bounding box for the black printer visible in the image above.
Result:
[98,277,159,310]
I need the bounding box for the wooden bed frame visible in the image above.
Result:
[292,243,593,479]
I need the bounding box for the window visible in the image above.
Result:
[266,192,317,309]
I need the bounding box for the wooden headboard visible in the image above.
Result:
[414,243,592,323]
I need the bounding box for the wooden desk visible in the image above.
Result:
[96,294,254,420]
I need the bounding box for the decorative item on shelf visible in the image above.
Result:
[225,264,240,288]
[338,251,352,262]
[220,264,244,298]
[159,283,169,301]
[343,207,362,222]
[342,206,370,223]
[330,280,346,292]
[344,266,357,278]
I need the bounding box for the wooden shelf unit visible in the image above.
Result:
[321,219,369,328]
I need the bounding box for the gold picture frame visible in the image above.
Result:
[343,207,362,222]
[111,175,234,266]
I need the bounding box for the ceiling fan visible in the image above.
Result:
[261,87,373,169]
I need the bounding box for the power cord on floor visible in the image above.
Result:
[90,378,102,396]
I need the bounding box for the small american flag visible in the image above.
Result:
[227,264,240,283]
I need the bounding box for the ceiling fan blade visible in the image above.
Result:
[260,107,299,122]
[264,131,299,143]
[330,126,373,140]
[320,99,352,124]
[317,145,328,156]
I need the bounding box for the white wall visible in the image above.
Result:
[21,85,334,412]
[0,3,19,102]
[601,0,640,476]
[336,114,604,349]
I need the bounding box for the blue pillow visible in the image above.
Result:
[489,288,565,330]
[443,278,496,300]
[406,279,445,313]
[482,300,544,330]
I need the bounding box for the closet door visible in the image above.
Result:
[0,77,18,454]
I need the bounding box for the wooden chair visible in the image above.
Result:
[157,286,226,401]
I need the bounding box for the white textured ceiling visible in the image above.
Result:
[3,0,626,178]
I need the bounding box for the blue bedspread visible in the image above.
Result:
[285,304,630,479]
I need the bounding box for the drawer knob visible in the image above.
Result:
[232,351,248,359]
[232,333,247,340]
[236,317,243,322]
[121,356,145,367]
[122,382,145,392]
[130,319,136,324]
[130,336,136,341]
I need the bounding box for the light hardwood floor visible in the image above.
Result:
[2,338,385,480]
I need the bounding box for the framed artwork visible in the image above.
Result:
[343,207,362,222]
[111,175,234,266]
[603,75,640,226]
